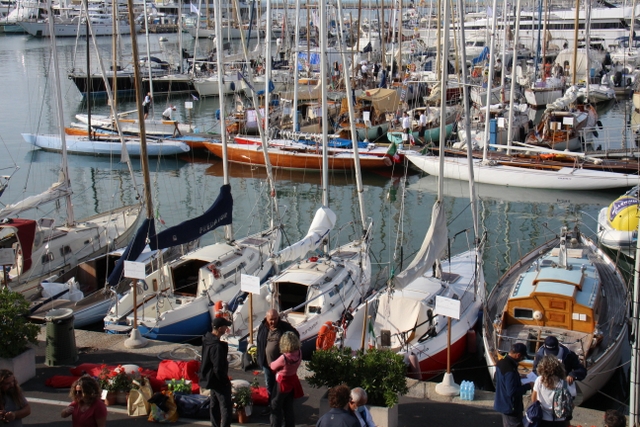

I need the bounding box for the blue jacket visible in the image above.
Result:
[494,355,531,415]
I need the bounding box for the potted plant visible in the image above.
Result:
[233,386,253,424]
[0,288,39,384]
[97,365,133,405]
[307,347,409,427]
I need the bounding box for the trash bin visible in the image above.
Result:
[45,308,78,366]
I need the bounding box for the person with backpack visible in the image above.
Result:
[531,356,577,427]
[533,336,587,386]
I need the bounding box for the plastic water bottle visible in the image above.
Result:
[460,381,468,400]
[469,381,475,401]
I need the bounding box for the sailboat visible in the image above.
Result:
[482,226,629,403]
[0,0,141,300]
[102,0,282,342]
[230,0,373,356]
[340,5,485,379]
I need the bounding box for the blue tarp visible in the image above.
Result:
[471,46,490,65]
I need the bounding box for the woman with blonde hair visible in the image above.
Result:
[531,355,577,427]
[269,331,303,427]
[0,369,31,427]
[61,375,107,427]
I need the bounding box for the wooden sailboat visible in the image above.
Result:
[482,226,629,403]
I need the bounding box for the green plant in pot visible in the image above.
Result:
[0,288,39,359]
[307,347,409,408]
[233,386,253,411]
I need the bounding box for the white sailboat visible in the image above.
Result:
[341,3,485,379]
[231,0,373,356]
[102,0,282,342]
[1,0,140,300]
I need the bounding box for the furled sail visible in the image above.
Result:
[393,201,448,290]
[0,180,71,218]
[271,206,336,264]
[149,184,233,250]
[106,218,156,287]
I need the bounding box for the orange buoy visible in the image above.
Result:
[316,321,337,350]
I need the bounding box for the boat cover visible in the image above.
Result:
[393,201,448,289]
[272,206,336,264]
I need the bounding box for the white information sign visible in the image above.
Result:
[434,295,461,320]
[185,101,194,110]
[124,261,146,280]
[0,248,14,265]
[241,274,261,294]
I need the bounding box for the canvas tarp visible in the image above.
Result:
[357,88,401,113]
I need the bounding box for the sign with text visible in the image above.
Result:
[124,261,146,280]
[0,248,14,265]
[434,295,461,320]
[241,274,261,294]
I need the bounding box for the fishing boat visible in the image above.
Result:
[482,226,629,403]
[597,185,639,259]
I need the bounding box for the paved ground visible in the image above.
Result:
[18,329,608,427]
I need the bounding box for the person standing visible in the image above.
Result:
[0,370,31,427]
[142,92,152,120]
[316,385,359,427]
[200,317,233,427]
[60,376,106,427]
[418,110,428,139]
[269,331,303,427]
[533,336,586,386]
[401,111,411,135]
[348,387,376,427]
[531,356,577,427]
[256,309,299,415]
[494,343,532,427]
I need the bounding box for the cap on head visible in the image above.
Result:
[212,317,232,329]
[544,336,559,350]
[172,106,176,110]
[512,343,527,357]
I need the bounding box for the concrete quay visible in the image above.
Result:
[19,329,608,427]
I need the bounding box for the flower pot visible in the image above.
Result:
[115,390,128,405]
[0,348,36,385]
[237,408,249,424]
[104,392,117,406]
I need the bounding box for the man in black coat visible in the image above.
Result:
[533,335,587,385]
[494,343,532,427]
[256,309,299,414]
[200,317,233,427]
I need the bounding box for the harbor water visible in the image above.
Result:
[0,32,635,412]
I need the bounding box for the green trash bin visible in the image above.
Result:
[45,308,78,366]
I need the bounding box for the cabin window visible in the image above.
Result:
[60,245,72,256]
[278,282,308,313]
[41,252,54,264]
[513,308,534,319]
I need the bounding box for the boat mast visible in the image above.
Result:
[571,0,579,86]
[438,0,449,201]
[292,0,300,131]
[320,0,328,211]
[84,0,91,140]
[481,0,499,163]
[506,0,523,156]
[214,0,232,241]
[46,0,74,227]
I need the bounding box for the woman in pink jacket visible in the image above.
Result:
[269,331,303,427]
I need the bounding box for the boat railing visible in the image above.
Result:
[579,124,640,157]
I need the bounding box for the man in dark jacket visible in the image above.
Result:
[200,317,233,427]
[256,309,299,414]
[494,343,532,427]
[532,335,587,385]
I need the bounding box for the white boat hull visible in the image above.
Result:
[22,133,190,157]
[17,20,137,37]
[406,154,635,190]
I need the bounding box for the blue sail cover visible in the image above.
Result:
[107,218,156,287]
[149,184,233,250]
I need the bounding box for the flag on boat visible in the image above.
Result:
[386,141,401,163]
[191,93,199,101]
[149,184,233,250]
[190,3,199,14]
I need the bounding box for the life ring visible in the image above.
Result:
[316,321,337,350]
[214,300,231,320]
